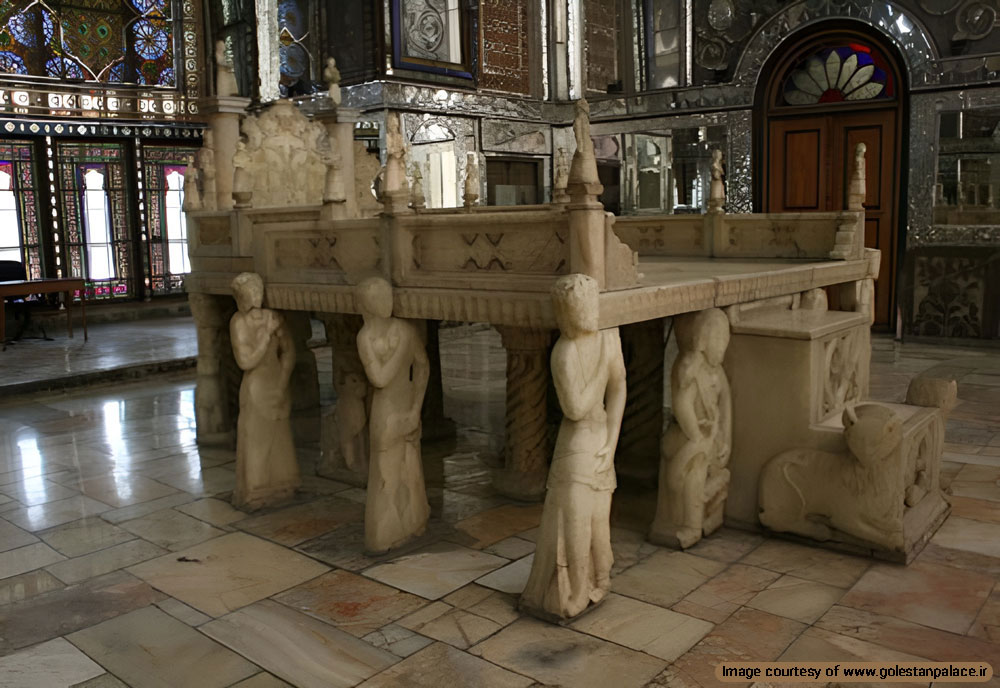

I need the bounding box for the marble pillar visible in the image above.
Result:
[566,100,606,289]
[495,326,554,502]
[189,293,238,446]
[200,95,251,212]
[616,318,665,484]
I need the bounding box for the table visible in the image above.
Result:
[0,278,88,345]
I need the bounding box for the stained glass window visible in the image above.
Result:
[142,145,197,294]
[56,142,132,299]
[780,43,895,107]
[211,0,257,97]
[645,0,682,89]
[0,141,42,279]
[0,1,176,87]
[278,0,315,96]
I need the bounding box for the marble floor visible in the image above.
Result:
[0,327,998,688]
[0,316,197,394]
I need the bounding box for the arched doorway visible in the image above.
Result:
[755,26,906,329]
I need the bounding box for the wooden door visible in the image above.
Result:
[766,108,898,327]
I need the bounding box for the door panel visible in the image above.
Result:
[765,109,898,328]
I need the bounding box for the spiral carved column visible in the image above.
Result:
[495,326,554,501]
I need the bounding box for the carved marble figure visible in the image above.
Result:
[323,57,342,106]
[409,163,426,209]
[215,40,239,97]
[232,141,252,207]
[463,152,479,207]
[649,308,732,549]
[230,272,300,509]
[553,147,569,203]
[335,369,370,475]
[520,274,627,622]
[759,403,907,549]
[708,150,725,213]
[356,276,431,554]
[182,156,201,211]
[383,112,407,198]
[568,99,599,186]
[197,130,216,210]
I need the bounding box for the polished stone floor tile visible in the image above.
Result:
[949,496,1000,525]
[0,479,78,507]
[71,673,131,687]
[68,605,258,688]
[481,536,534,560]
[119,508,224,551]
[779,626,929,665]
[970,586,1000,644]
[739,539,871,588]
[669,607,807,688]
[174,498,248,527]
[0,637,104,688]
[362,624,435,658]
[930,516,1000,559]
[37,517,134,558]
[229,673,294,688]
[443,584,519,626]
[449,503,543,550]
[238,496,364,547]
[685,527,765,564]
[357,642,532,688]
[815,604,1000,668]
[152,466,236,496]
[45,538,166,585]
[127,531,329,617]
[0,541,65,579]
[840,560,994,634]
[947,464,1000,502]
[0,568,64,605]
[202,599,397,688]
[274,569,426,637]
[296,522,381,572]
[570,593,713,661]
[0,570,165,655]
[98,492,195,525]
[68,474,178,508]
[4,495,111,532]
[364,542,507,600]
[472,617,667,688]
[611,551,727,608]
[746,574,846,624]
[474,553,533,595]
[397,602,501,650]
[155,596,212,626]
[673,563,781,624]
[0,517,38,552]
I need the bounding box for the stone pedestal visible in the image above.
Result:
[319,313,370,486]
[188,293,238,446]
[616,318,665,484]
[316,106,360,219]
[567,183,606,289]
[495,326,553,501]
[200,96,251,212]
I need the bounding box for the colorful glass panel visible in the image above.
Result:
[0,1,176,86]
[142,145,196,294]
[0,140,42,279]
[781,43,895,107]
[56,141,132,299]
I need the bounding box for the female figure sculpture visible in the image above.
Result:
[649,308,731,549]
[520,274,627,621]
[230,272,299,509]
[356,276,431,554]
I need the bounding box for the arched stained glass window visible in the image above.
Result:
[779,42,895,107]
[0,1,176,87]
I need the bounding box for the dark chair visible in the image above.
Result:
[0,260,47,344]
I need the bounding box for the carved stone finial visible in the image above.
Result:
[182,156,202,212]
[553,147,570,204]
[848,142,867,211]
[463,152,479,208]
[323,57,342,106]
[232,141,253,208]
[568,99,600,191]
[707,149,725,214]
[214,40,239,97]
[409,163,425,210]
